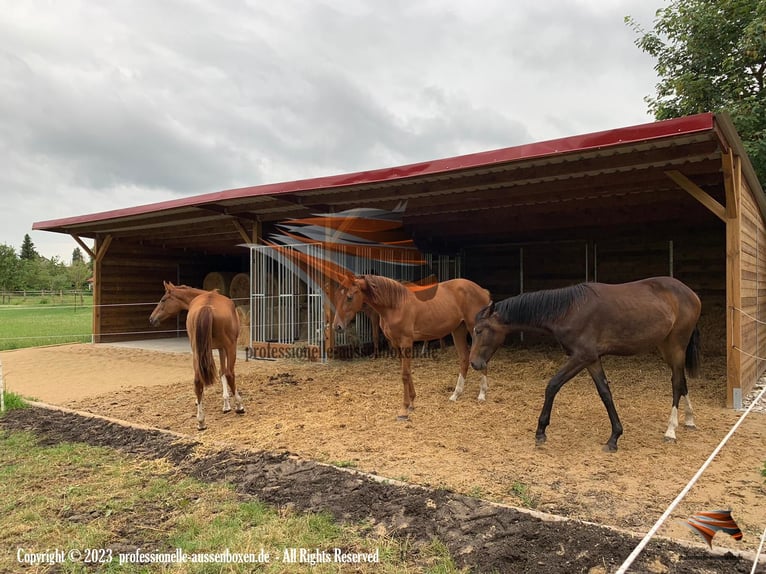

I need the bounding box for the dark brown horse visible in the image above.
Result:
[149,281,244,430]
[333,274,491,419]
[469,277,701,451]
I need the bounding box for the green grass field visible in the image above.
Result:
[0,297,93,351]
[0,424,461,573]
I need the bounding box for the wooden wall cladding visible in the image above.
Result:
[96,238,248,342]
[739,178,766,385]
[465,231,725,309]
[464,230,727,353]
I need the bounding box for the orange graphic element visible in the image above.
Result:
[680,509,743,548]
[268,204,437,292]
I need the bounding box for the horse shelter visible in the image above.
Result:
[33,111,766,408]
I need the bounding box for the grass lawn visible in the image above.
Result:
[0,303,92,351]
[0,422,461,573]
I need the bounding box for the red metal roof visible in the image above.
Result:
[33,113,716,231]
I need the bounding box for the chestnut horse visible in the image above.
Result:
[333,274,491,419]
[469,276,701,452]
[149,281,244,430]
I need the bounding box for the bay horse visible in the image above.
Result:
[333,274,491,419]
[469,276,701,452]
[149,281,244,430]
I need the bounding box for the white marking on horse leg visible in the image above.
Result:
[221,374,231,413]
[233,390,245,413]
[683,394,696,428]
[664,406,678,441]
[197,401,206,430]
[449,373,466,401]
[477,374,488,401]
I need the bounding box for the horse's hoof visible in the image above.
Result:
[222,408,231,414]
[663,436,676,443]
[603,444,618,453]
[477,395,486,402]
[535,435,547,447]
[449,394,458,402]
[235,408,245,415]
[685,424,697,430]
[396,415,410,422]
[197,425,207,431]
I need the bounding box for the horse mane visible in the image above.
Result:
[494,283,592,327]
[173,284,212,295]
[362,275,409,307]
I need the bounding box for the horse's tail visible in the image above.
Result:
[195,306,218,387]
[685,325,701,379]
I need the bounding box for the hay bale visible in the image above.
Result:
[236,304,250,347]
[203,272,235,296]
[229,273,250,303]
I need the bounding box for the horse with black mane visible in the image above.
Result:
[469,276,701,451]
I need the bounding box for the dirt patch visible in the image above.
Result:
[1,406,757,573]
[0,344,192,403]
[2,342,766,571]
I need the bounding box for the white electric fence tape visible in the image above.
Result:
[615,383,766,573]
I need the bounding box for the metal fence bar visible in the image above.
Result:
[248,244,464,360]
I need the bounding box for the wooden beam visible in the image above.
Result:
[91,235,112,343]
[232,219,252,245]
[231,219,263,246]
[665,170,726,222]
[94,235,112,263]
[725,149,742,218]
[722,151,741,408]
[70,234,95,260]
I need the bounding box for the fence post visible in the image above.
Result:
[1,359,4,413]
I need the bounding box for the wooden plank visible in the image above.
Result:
[70,234,95,260]
[724,150,742,408]
[666,170,726,222]
[91,235,114,343]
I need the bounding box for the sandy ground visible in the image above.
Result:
[2,341,765,555]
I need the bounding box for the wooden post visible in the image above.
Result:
[723,150,742,409]
[666,167,742,407]
[91,235,113,344]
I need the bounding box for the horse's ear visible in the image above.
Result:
[478,301,494,319]
[340,272,355,289]
[163,280,174,291]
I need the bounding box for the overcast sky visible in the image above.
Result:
[1,0,663,262]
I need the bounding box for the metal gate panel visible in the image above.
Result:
[250,243,325,357]
[249,244,464,359]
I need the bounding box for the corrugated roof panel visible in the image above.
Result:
[34,113,717,231]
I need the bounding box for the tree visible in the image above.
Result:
[72,247,84,264]
[627,0,766,180]
[19,233,39,260]
[0,244,20,300]
[68,254,91,304]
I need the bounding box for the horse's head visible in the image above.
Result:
[332,274,366,332]
[149,281,186,327]
[469,301,504,371]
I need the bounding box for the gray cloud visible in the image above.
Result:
[0,0,661,260]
